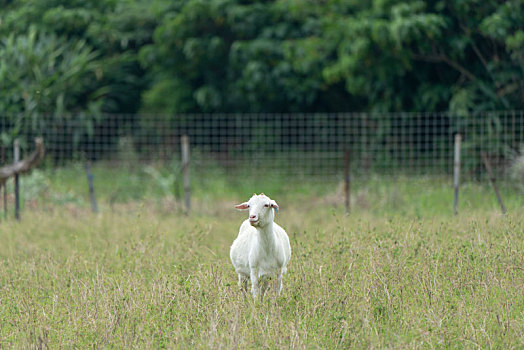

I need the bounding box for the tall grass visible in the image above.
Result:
[12,163,524,217]
[0,197,523,347]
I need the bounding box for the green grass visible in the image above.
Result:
[0,194,523,347]
[1,165,523,347]
[13,163,524,216]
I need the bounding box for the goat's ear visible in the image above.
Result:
[235,202,249,210]
[270,200,279,213]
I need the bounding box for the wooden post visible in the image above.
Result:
[85,161,98,213]
[344,150,351,215]
[14,139,20,221]
[0,146,5,221]
[0,138,43,220]
[481,152,506,214]
[2,147,6,220]
[181,135,191,213]
[2,179,5,220]
[0,146,3,222]
[453,134,461,216]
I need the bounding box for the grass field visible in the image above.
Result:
[0,168,523,348]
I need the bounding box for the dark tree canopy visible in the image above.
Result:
[0,0,522,130]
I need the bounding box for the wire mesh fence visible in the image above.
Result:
[1,111,523,183]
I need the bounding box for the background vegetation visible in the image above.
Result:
[1,0,522,121]
[7,165,524,216]
[2,0,523,169]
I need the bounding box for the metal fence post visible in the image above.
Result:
[481,152,506,215]
[14,139,20,221]
[181,135,191,214]
[453,134,461,216]
[344,150,351,215]
[86,161,98,213]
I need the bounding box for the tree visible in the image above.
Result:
[139,0,344,113]
[0,27,102,143]
[0,0,157,114]
[322,0,524,112]
[0,0,158,158]
[1,0,522,118]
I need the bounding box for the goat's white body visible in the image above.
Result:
[230,219,291,278]
[230,194,291,298]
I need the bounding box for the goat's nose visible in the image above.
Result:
[249,215,257,220]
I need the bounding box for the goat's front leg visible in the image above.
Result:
[275,268,283,295]
[238,274,248,292]
[250,268,260,299]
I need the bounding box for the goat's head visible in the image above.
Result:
[235,193,279,227]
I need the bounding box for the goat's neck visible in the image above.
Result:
[256,224,276,250]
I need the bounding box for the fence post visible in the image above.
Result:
[453,134,461,216]
[2,146,6,220]
[344,150,351,215]
[2,180,5,220]
[0,146,4,222]
[181,135,191,213]
[14,139,20,221]
[481,152,506,215]
[2,178,5,220]
[85,161,98,213]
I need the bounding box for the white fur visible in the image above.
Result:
[230,194,291,299]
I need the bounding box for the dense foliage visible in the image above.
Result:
[1,0,522,117]
[0,0,523,152]
[139,0,524,113]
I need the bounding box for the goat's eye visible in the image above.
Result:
[264,204,269,207]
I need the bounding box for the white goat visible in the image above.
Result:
[230,193,291,299]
